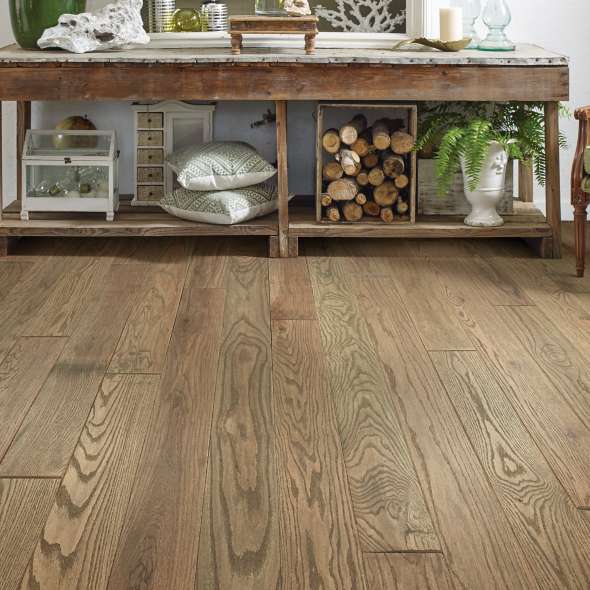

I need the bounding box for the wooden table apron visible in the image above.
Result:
[0,59,570,258]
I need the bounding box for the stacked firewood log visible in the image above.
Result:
[320,114,415,223]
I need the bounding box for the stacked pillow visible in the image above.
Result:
[161,141,280,225]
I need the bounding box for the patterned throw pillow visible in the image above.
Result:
[160,181,285,225]
[167,141,276,191]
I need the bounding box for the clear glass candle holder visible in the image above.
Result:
[255,0,285,16]
[452,0,481,49]
[479,0,516,51]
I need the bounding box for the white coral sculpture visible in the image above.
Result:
[315,0,406,33]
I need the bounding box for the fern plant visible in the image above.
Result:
[417,102,568,196]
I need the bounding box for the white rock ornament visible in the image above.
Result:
[285,0,312,17]
[37,0,150,54]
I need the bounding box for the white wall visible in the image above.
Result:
[2,1,590,218]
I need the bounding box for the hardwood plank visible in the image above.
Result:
[108,240,190,374]
[0,264,145,476]
[0,479,59,590]
[387,258,475,351]
[272,319,365,589]
[0,63,568,102]
[107,286,225,590]
[0,337,65,461]
[432,351,590,588]
[196,255,280,589]
[269,258,316,320]
[431,257,590,508]
[187,237,232,288]
[495,305,590,428]
[20,373,159,590]
[354,277,538,589]
[364,554,455,590]
[0,261,33,301]
[308,256,439,553]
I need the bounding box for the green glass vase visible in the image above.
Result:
[10,0,87,50]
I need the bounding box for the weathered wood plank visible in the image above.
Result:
[0,479,59,590]
[431,257,590,508]
[108,240,190,374]
[432,350,590,588]
[355,277,538,589]
[0,64,569,102]
[107,286,225,590]
[196,255,280,589]
[364,554,455,590]
[0,261,33,301]
[272,319,365,589]
[0,265,144,476]
[20,374,159,589]
[0,337,65,461]
[387,258,475,351]
[308,255,439,553]
[269,258,316,320]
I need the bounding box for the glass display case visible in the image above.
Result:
[21,130,119,221]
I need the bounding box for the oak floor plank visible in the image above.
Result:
[0,264,145,477]
[322,239,401,277]
[196,254,280,589]
[0,337,66,461]
[269,259,317,320]
[20,373,159,590]
[188,237,233,288]
[364,554,455,590]
[308,255,439,553]
[0,479,59,590]
[387,258,475,351]
[108,239,191,374]
[272,319,365,589]
[432,257,590,509]
[0,261,34,302]
[107,286,226,590]
[432,350,590,589]
[355,277,538,590]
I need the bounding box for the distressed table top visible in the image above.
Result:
[0,43,568,67]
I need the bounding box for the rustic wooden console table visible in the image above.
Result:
[0,44,568,258]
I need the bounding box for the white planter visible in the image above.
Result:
[461,141,509,227]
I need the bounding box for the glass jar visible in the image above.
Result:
[452,0,481,49]
[479,0,515,51]
[255,0,285,17]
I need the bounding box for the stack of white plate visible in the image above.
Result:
[200,3,229,32]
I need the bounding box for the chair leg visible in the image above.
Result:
[574,201,588,277]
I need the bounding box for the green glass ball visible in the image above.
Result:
[173,9,201,32]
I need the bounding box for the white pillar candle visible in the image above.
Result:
[440,7,463,42]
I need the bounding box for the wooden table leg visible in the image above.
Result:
[231,34,242,55]
[574,199,588,277]
[305,34,316,55]
[17,101,31,205]
[275,100,290,258]
[545,101,562,258]
[0,101,3,223]
[518,158,534,202]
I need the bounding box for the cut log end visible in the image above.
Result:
[391,131,415,155]
[380,207,395,224]
[343,201,363,222]
[322,128,341,154]
[363,201,381,217]
[326,206,341,222]
[394,174,410,189]
[373,180,399,207]
[326,178,358,201]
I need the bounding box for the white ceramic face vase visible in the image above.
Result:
[462,141,508,227]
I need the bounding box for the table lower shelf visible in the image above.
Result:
[0,200,551,242]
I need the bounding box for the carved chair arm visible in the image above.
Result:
[572,107,590,202]
[575,106,590,121]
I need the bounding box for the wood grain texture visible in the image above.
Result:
[0,337,65,461]
[387,258,475,351]
[545,102,562,258]
[20,373,159,590]
[188,237,231,288]
[0,261,33,301]
[272,319,365,589]
[0,64,568,102]
[197,254,280,589]
[0,265,145,476]
[108,239,190,374]
[269,258,316,320]
[431,257,590,508]
[107,286,225,590]
[364,554,455,590]
[432,351,590,588]
[354,277,538,589]
[0,479,59,590]
[308,255,439,553]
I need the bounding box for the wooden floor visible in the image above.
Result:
[1,227,590,590]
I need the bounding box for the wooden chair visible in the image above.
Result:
[572,106,590,276]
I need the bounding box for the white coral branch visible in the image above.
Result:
[315,0,406,33]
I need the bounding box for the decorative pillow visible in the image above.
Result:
[160,181,288,225]
[167,141,276,191]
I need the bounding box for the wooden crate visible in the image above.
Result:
[316,103,417,225]
[417,158,515,216]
